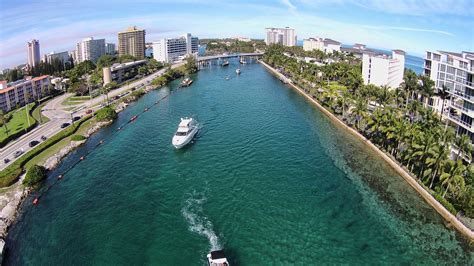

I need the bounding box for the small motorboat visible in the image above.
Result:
[221,60,229,67]
[130,115,138,122]
[207,250,230,266]
[180,77,193,87]
[239,58,247,64]
[172,117,199,149]
[236,69,241,75]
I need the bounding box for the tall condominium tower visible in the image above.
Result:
[424,50,474,143]
[27,39,41,67]
[265,27,296,46]
[74,37,106,63]
[118,26,146,59]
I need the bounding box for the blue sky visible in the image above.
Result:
[0,0,473,69]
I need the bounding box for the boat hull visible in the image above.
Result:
[172,127,198,149]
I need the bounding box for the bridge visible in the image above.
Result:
[196,53,263,68]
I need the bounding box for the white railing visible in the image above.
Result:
[448,114,472,129]
[449,101,473,115]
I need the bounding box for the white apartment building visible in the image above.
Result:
[0,75,50,112]
[265,27,296,46]
[362,50,405,89]
[74,37,106,63]
[152,33,198,63]
[303,37,341,54]
[424,50,474,143]
[43,51,70,65]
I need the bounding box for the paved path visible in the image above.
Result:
[0,63,184,170]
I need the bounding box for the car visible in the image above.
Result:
[13,150,23,158]
[3,158,10,164]
[85,109,93,114]
[41,135,47,141]
[29,140,40,147]
[72,116,81,122]
[61,123,70,128]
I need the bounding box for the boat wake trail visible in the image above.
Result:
[182,191,221,251]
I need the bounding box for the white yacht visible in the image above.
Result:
[207,250,230,266]
[236,69,241,75]
[172,117,199,149]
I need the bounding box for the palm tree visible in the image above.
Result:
[102,84,111,105]
[454,134,472,161]
[24,92,32,128]
[425,144,449,188]
[411,131,436,178]
[353,97,367,131]
[440,160,466,198]
[0,110,9,135]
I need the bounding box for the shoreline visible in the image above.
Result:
[0,103,126,245]
[259,60,474,242]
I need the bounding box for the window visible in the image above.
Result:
[433,54,441,61]
[446,66,455,74]
[440,64,446,72]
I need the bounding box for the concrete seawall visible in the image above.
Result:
[259,60,474,242]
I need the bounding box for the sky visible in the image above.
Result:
[0,0,473,69]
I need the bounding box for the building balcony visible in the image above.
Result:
[449,101,474,116]
[450,89,473,103]
[448,114,473,131]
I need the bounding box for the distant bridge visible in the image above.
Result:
[197,53,263,62]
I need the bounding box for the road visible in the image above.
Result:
[0,63,184,170]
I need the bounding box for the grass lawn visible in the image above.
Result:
[62,95,89,106]
[0,103,36,143]
[24,118,96,169]
[31,100,50,124]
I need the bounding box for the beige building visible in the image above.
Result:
[118,26,146,59]
[0,75,50,112]
[27,39,41,68]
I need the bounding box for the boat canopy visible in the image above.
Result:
[210,250,226,260]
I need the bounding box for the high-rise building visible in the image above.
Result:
[152,33,199,63]
[303,37,341,54]
[105,43,116,55]
[74,37,106,63]
[118,26,146,59]
[27,39,41,67]
[43,51,70,65]
[265,27,296,46]
[424,50,474,143]
[362,50,405,89]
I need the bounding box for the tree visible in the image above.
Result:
[24,92,32,128]
[352,97,367,130]
[95,106,117,121]
[401,69,418,106]
[0,110,10,135]
[23,165,47,186]
[440,160,466,198]
[454,134,472,161]
[185,55,198,74]
[425,144,449,188]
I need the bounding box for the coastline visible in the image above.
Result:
[0,104,124,245]
[259,59,474,242]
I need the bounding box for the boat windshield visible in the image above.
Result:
[176,131,188,136]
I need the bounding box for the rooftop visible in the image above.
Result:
[0,75,49,94]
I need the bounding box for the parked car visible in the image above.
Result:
[29,140,40,147]
[13,150,23,158]
[85,109,93,114]
[41,135,47,141]
[73,116,81,122]
[3,158,10,164]
[61,123,70,128]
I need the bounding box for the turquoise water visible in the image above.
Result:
[5,60,472,264]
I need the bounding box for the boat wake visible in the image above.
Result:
[182,191,221,251]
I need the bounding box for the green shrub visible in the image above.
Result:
[433,193,457,215]
[0,116,92,187]
[23,165,46,186]
[71,134,86,141]
[95,107,117,122]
